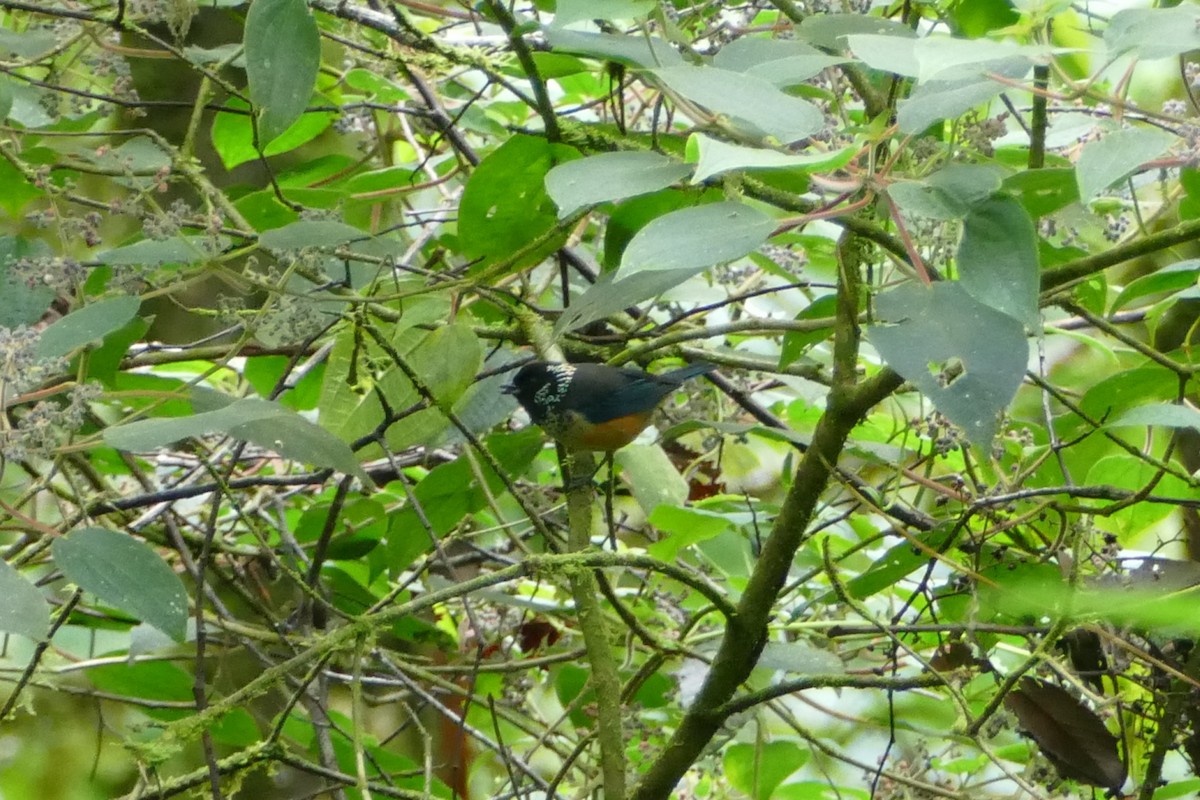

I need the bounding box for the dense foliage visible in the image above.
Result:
[0,0,1198,798]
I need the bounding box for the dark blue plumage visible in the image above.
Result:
[504,361,715,451]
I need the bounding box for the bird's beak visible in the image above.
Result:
[501,383,517,396]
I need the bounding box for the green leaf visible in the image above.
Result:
[105,396,279,450]
[0,236,54,328]
[74,136,172,180]
[544,151,691,217]
[779,294,837,368]
[1080,366,1178,424]
[843,33,920,76]
[756,641,845,673]
[647,506,732,560]
[317,297,447,441]
[850,34,1037,82]
[897,57,1030,134]
[1107,403,1200,431]
[383,324,483,451]
[232,413,372,483]
[835,527,957,602]
[889,164,1003,220]
[458,135,577,265]
[957,195,1040,329]
[342,68,408,103]
[712,37,844,86]
[211,97,335,170]
[797,14,916,50]
[603,188,698,270]
[543,27,683,67]
[184,42,245,67]
[724,741,809,800]
[105,395,371,483]
[552,0,654,27]
[0,78,12,123]
[0,27,56,59]
[1002,168,1079,218]
[553,268,696,335]
[1084,455,1190,538]
[653,66,824,144]
[950,0,1020,37]
[0,559,48,641]
[1105,6,1200,61]
[99,236,222,266]
[614,444,689,514]
[35,296,141,359]
[867,282,1028,445]
[1153,779,1200,800]
[1076,127,1174,202]
[0,156,43,217]
[1111,259,1200,313]
[689,134,855,184]
[8,82,53,128]
[52,528,188,641]
[258,220,369,251]
[244,0,321,143]
[615,201,775,280]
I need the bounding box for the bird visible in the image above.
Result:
[503,360,716,452]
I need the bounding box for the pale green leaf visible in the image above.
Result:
[689,134,855,183]
[957,196,1040,329]
[544,27,682,67]
[653,66,824,144]
[1105,6,1200,61]
[615,201,775,279]
[244,0,320,143]
[0,560,48,641]
[1077,127,1174,202]
[1111,259,1200,312]
[552,0,654,27]
[614,444,688,514]
[545,151,691,217]
[1108,403,1200,431]
[867,282,1028,445]
[36,296,142,359]
[53,528,188,642]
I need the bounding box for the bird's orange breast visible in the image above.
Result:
[559,411,655,452]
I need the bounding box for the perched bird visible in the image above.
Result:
[503,360,715,452]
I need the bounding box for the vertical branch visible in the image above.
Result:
[564,451,627,800]
[1029,64,1049,170]
[484,0,561,142]
[630,231,902,800]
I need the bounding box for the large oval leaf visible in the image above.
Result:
[615,201,774,280]
[957,195,1040,329]
[458,135,577,265]
[1105,6,1200,61]
[53,528,188,642]
[545,151,691,218]
[897,57,1030,134]
[244,0,320,143]
[867,281,1028,445]
[689,134,855,184]
[106,395,371,483]
[553,268,697,335]
[35,296,141,359]
[1076,127,1174,202]
[0,560,48,641]
[653,66,824,144]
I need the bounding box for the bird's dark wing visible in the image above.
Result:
[566,363,711,424]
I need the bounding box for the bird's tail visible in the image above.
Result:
[661,362,717,384]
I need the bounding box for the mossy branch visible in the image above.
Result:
[630,231,904,800]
